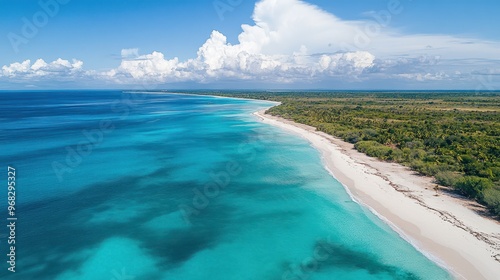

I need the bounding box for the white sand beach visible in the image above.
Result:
[254,109,500,280]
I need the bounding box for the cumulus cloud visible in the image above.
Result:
[2,0,500,87]
[104,0,383,83]
[228,0,500,62]
[107,51,181,82]
[121,48,140,59]
[103,0,499,84]
[108,31,375,83]
[2,58,83,79]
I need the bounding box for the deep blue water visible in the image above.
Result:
[0,91,451,279]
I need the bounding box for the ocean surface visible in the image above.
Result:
[0,90,452,280]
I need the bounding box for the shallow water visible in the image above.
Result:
[0,91,451,279]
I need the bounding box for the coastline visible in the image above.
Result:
[254,108,500,280]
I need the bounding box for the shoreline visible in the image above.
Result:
[124,90,282,104]
[254,108,500,280]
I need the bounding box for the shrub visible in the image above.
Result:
[361,129,378,141]
[342,130,362,143]
[354,141,378,152]
[453,176,493,200]
[409,149,427,160]
[434,171,462,187]
[483,188,500,215]
[408,160,446,176]
[387,149,403,162]
[490,167,500,181]
[409,160,425,173]
[405,141,424,149]
[355,141,395,160]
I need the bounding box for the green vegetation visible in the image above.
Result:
[484,187,500,215]
[454,176,493,200]
[186,91,500,217]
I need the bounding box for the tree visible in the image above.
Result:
[454,176,493,200]
[483,188,500,215]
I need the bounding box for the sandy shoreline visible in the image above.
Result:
[254,108,500,280]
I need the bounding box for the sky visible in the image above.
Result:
[0,0,499,90]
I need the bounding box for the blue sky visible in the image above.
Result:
[1,0,499,90]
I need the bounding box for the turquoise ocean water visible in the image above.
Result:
[0,91,451,279]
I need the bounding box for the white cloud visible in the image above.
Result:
[103,0,499,84]
[2,60,31,76]
[121,48,140,59]
[103,0,385,83]
[247,0,360,55]
[2,58,83,79]
[240,0,500,61]
[107,32,375,83]
[108,51,181,81]
[397,72,449,82]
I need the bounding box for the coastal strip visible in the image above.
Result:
[254,108,500,280]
